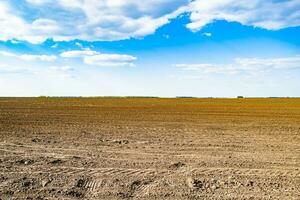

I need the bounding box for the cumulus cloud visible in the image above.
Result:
[187,0,300,31]
[1,0,299,43]
[0,2,29,42]
[175,56,300,75]
[60,50,137,67]
[1,0,188,43]
[0,51,57,62]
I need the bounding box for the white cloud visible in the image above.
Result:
[84,54,137,67]
[203,32,212,37]
[163,34,170,39]
[235,57,300,70]
[60,50,137,67]
[0,51,57,62]
[0,63,34,74]
[0,1,62,43]
[51,43,59,48]
[175,56,300,75]
[0,61,75,79]
[60,50,98,58]
[187,0,300,31]
[31,18,61,33]
[0,2,29,41]
[175,63,240,75]
[48,65,74,77]
[1,0,299,43]
[0,51,15,57]
[1,0,188,43]
[19,55,57,62]
[49,65,73,72]
[26,0,52,5]
[10,39,20,44]
[75,42,83,48]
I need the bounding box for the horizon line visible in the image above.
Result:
[0,96,299,99]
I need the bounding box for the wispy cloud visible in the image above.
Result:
[61,50,137,67]
[203,32,212,37]
[0,62,75,79]
[0,51,57,62]
[0,51,74,78]
[0,64,36,74]
[175,56,300,75]
[60,50,97,58]
[48,65,74,72]
[47,65,75,79]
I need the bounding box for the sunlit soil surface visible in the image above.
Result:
[0,97,299,199]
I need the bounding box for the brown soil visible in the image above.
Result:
[0,97,299,199]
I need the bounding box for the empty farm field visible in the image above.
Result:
[0,97,299,199]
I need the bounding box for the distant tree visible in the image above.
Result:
[237,96,244,99]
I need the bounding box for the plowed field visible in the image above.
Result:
[0,98,299,199]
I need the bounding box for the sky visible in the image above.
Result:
[0,0,300,97]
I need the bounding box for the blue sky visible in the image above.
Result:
[0,0,300,97]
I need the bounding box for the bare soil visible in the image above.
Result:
[0,98,299,199]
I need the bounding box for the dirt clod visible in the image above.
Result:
[169,161,186,170]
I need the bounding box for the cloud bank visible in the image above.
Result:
[0,0,299,43]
